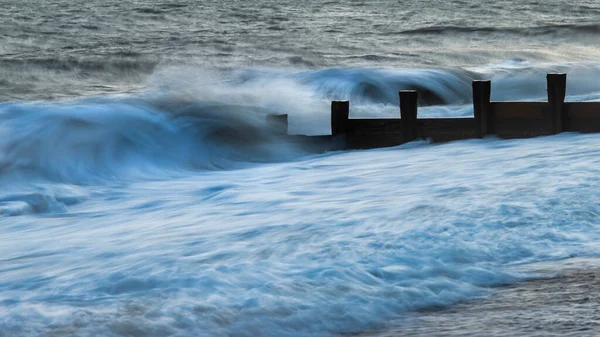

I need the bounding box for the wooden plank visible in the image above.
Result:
[494,118,553,138]
[490,102,552,138]
[346,117,478,147]
[346,118,403,135]
[491,102,548,119]
[420,118,477,142]
[346,118,404,149]
[566,102,600,133]
[566,102,600,118]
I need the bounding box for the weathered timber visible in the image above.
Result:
[547,73,567,134]
[492,102,548,119]
[346,118,403,149]
[400,90,418,142]
[265,73,600,152]
[266,114,288,135]
[419,118,477,142]
[490,102,552,138]
[331,100,349,136]
[473,80,492,137]
[566,102,600,133]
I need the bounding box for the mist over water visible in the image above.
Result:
[3,1,600,336]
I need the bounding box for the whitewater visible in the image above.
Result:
[3,0,600,336]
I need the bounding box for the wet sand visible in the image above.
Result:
[362,258,600,337]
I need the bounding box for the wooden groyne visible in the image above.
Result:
[268,73,600,150]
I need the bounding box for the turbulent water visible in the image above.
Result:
[3,0,600,336]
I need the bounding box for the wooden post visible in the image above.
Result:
[331,100,349,136]
[266,114,288,135]
[547,73,567,134]
[472,80,492,138]
[400,90,418,142]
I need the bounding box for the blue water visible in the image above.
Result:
[4,0,600,334]
[3,64,600,336]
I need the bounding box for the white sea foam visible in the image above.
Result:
[3,64,600,336]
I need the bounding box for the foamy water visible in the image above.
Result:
[3,62,600,336]
[3,0,600,335]
[4,132,600,336]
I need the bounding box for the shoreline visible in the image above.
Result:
[358,258,600,337]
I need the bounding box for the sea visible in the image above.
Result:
[2,0,600,336]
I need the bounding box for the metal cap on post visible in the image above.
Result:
[400,90,418,143]
[547,73,567,134]
[473,80,492,138]
[331,100,349,136]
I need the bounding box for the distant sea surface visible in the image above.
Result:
[2,1,600,336]
[3,0,600,99]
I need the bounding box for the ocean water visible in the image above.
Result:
[3,0,600,336]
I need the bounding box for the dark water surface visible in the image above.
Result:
[2,0,600,99]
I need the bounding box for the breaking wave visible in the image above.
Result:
[3,62,600,184]
[4,62,600,336]
[0,99,305,183]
